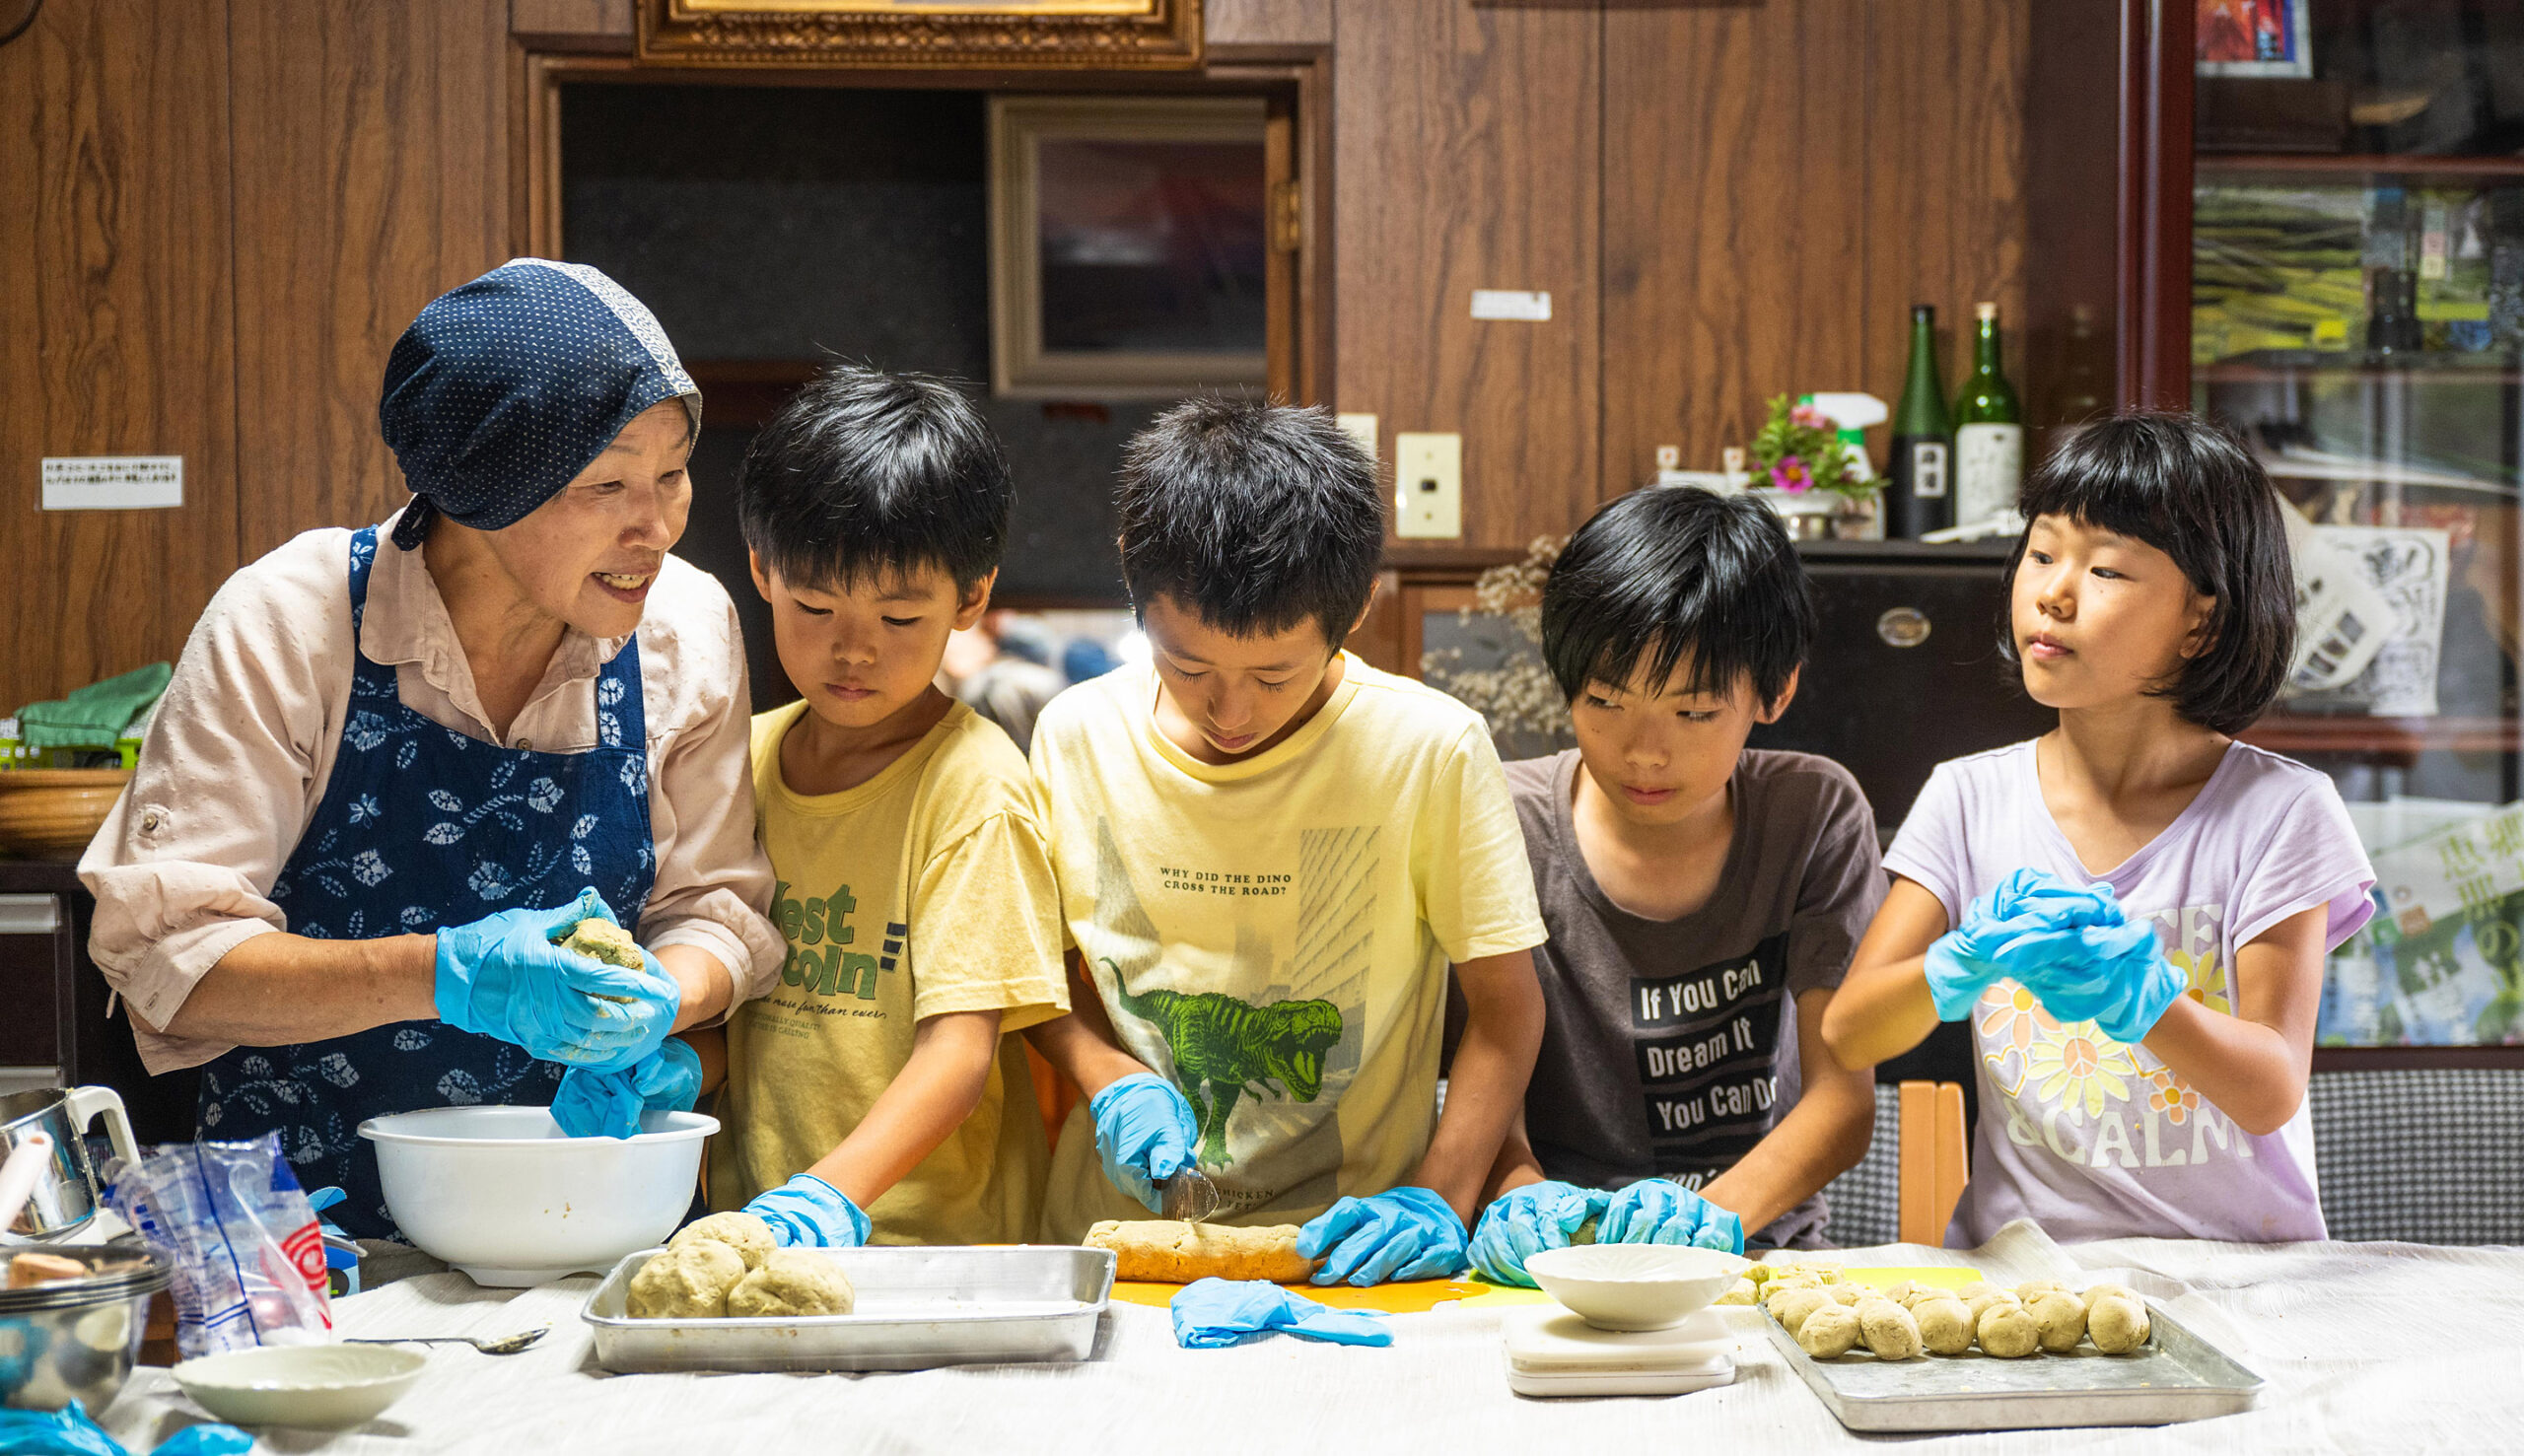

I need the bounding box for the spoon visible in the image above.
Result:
[346,1325,549,1355]
[1160,1166,1220,1224]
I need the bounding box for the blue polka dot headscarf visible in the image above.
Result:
[378,258,700,551]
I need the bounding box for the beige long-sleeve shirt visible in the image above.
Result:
[79,508,785,1074]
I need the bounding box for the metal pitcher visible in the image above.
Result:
[0,1086,139,1241]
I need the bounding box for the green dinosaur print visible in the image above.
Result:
[1104,957,1344,1165]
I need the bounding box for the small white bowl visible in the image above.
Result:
[173,1344,426,1430]
[360,1106,718,1286]
[1524,1244,1750,1332]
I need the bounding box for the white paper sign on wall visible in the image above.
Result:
[41,456,184,511]
[1470,290,1552,322]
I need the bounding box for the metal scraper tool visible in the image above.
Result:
[1160,1166,1220,1224]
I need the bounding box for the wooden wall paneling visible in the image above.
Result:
[1335,0,1599,555]
[1602,0,1872,496]
[0,0,241,712]
[2021,0,2125,433]
[229,0,515,558]
[1207,0,1330,47]
[1861,0,2030,447]
[512,0,634,49]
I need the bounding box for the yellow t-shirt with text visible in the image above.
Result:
[1029,656,1546,1242]
[714,699,1068,1246]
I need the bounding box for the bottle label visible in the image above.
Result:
[1909,442,1948,499]
[1955,423,2023,523]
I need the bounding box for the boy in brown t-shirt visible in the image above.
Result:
[1468,487,1883,1283]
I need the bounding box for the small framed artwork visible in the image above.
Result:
[2197,0,2313,79]
[640,0,1203,70]
[988,96,1269,399]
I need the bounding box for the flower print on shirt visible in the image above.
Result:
[2025,1020,2138,1120]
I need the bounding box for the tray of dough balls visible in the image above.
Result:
[1750,1264,2263,1432]
[580,1213,1116,1373]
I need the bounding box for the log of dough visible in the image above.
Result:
[1086,1220,1315,1283]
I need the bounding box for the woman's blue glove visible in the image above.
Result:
[1596,1179,1745,1254]
[551,1037,702,1139]
[1168,1278,1392,1349]
[1089,1073,1199,1213]
[1468,1181,1609,1287]
[742,1173,870,1248]
[1297,1186,1469,1286]
[433,887,679,1071]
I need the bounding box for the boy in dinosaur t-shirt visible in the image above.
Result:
[1023,399,1550,1285]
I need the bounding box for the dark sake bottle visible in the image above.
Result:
[1885,305,1953,539]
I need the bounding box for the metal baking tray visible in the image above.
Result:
[1760,1302,2263,1432]
[582,1244,1113,1373]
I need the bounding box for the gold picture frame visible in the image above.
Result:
[989,95,1270,399]
[639,0,1203,69]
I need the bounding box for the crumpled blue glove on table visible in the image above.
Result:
[743,1173,870,1249]
[1597,1178,1745,1254]
[552,1036,702,1139]
[1168,1278,1392,1349]
[434,887,678,1072]
[1468,1180,1607,1286]
[1088,1073,1199,1213]
[1297,1186,1468,1286]
[0,1401,250,1455]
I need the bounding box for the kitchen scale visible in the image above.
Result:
[1501,1305,1735,1399]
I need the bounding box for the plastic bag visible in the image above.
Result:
[0,1402,249,1456]
[106,1134,332,1358]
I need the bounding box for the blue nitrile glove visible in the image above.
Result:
[551,1036,703,1139]
[1596,1178,1746,1254]
[1297,1186,1469,1286]
[2013,911,2187,1045]
[1468,1180,1610,1287]
[433,887,679,1072]
[1923,867,2107,1020]
[1168,1278,1393,1350]
[1088,1073,1199,1213]
[743,1173,870,1249]
[0,1402,251,1456]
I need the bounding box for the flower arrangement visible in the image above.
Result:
[1748,395,1874,502]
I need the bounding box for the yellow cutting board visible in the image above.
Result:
[1830,1266,1985,1292]
[1110,1277,1553,1312]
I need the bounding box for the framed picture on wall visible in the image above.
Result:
[640,0,1203,69]
[2197,0,2313,79]
[988,96,1270,399]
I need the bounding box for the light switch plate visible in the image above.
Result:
[1336,412,1378,459]
[1393,432,1461,539]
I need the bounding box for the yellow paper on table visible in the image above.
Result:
[1835,1266,1985,1292]
[1111,1277,1545,1312]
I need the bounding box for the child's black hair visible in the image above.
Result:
[1540,486,1815,707]
[737,364,1011,595]
[1999,411,2296,734]
[1115,397,1384,647]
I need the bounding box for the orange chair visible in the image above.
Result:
[1896,1079,1970,1246]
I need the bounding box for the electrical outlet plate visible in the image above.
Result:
[1393,432,1461,539]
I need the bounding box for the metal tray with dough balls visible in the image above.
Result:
[1758,1300,2264,1432]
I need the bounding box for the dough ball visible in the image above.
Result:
[1858,1300,1925,1360]
[1767,1287,1831,1335]
[1957,1281,2007,1303]
[2087,1293,2151,1353]
[2013,1279,2068,1302]
[1976,1302,2040,1358]
[1916,1297,1976,1356]
[1715,1278,1759,1306]
[1829,1283,1868,1306]
[1744,1263,1777,1286]
[727,1249,856,1318]
[1796,1304,1862,1358]
[2083,1282,2140,1306]
[670,1213,775,1272]
[627,1240,746,1320]
[559,917,645,970]
[1963,1287,2021,1323]
[2029,1290,2088,1352]
[1880,1280,1923,1306]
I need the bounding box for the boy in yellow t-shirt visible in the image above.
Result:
[1024,399,1550,1284]
[701,365,1066,1249]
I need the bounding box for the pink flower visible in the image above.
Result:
[1771,457,1813,493]
[1789,404,1829,430]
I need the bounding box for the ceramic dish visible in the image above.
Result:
[172,1344,426,1430]
[1523,1244,1749,1332]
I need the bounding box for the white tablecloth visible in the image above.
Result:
[96,1221,2524,1454]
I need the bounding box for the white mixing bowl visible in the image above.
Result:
[1524,1244,1749,1332]
[359,1106,717,1287]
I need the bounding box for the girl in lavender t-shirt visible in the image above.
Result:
[1824,415,2375,1246]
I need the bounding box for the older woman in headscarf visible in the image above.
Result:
[79,260,784,1238]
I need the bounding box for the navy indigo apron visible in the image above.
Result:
[197,526,657,1239]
